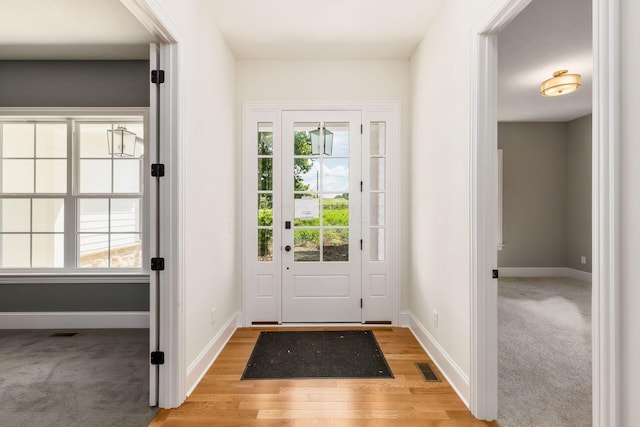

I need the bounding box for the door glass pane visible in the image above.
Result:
[370,228,385,261]
[294,228,320,262]
[370,193,385,226]
[1,234,30,267]
[370,122,386,155]
[293,124,315,155]
[258,229,273,262]
[2,160,34,193]
[324,123,349,156]
[78,123,112,158]
[113,159,141,193]
[294,196,320,226]
[322,158,349,193]
[323,229,349,262]
[33,199,64,232]
[78,234,109,268]
[32,234,64,268]
[2,124,34,158]
[124,123,145,159]
[110,233,142,268]
[258,194,273,226]
[111,199,140,233]
[258,158,273,191]
[258,123,273,155]
[1,199,30,232]
[35,159,67,193]
[78,199,109,232]
[370,158,386,191]
[80,159,111,193]
[295,158,319,192]
[323,196,349,226]
[36,123,67,158]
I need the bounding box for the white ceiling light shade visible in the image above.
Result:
[540,70,582,97]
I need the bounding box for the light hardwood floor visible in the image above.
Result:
[149,327,497,426]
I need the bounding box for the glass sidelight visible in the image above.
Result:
[257,123,274,262]
[292,122,350,263]
[369,122,386,261]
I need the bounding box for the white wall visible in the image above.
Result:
[150,0,239,394]
[408,0,495,401]
[237,59,411,305]
[621,0,640,423]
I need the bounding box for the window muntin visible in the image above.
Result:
[0,117,146,271]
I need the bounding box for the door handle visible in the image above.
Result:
[284,245,292,252]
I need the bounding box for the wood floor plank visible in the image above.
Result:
[150,327,497,426]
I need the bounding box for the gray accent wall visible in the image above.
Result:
[0,283,149,312]
[0,60,150,313]
[567,115,592,271]
[498,122,568,268]
[0,60,149,107]
[498,116,592,273]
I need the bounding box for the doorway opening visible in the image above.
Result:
[243,102,400,325]
[470,0,619,423]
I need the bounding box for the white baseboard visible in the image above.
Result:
[399,311,410,327]
[405,311,470,407]
[499,267,591,283]
[499,267,568,277]
[0,311,149,329]
[185,311,241,396]
[567,268,592,283]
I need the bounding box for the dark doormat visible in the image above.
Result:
[241,330,394,380]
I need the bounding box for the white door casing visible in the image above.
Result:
[243,102,400,325]
[470,0,619,423]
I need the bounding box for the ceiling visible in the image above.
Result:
[0,0,156,59]
[205,0,444,60]
[498,0,592,121]
[0,0,591,121]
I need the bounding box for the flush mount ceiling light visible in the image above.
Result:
[540,70,582,97]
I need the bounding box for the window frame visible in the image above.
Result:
[0,109,150,278]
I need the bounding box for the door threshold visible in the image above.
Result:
[251,322,394,328]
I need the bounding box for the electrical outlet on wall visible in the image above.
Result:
[433,310,438,328]
[210,308,216,326]
[581,256,587,264]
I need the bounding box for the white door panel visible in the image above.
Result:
[281,111,362,322]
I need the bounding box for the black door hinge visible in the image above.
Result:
[151,70,165,84]
[360,124,363,134]
[360,298,363,308]
[360,239,363,250]
[360,181,363,192]
[151,163,165,177]
[150,351,165,365]
[492,269,499,279]
[151,257,165,271]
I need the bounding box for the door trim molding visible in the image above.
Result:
[242,101,401,326]
[120,0,184,409]
[470,0,619,423]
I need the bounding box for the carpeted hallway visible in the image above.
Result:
[498,277,592,426]
[0,329,158,427]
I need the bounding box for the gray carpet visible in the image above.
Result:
[0,329,158,427]
[498,277,592,427]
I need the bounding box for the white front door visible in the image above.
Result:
[281,111,362,322]
[244,103,398,326]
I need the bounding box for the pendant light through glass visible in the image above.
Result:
[540,70,581,97]
[310,125,333,156]
[107,125,137,157]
